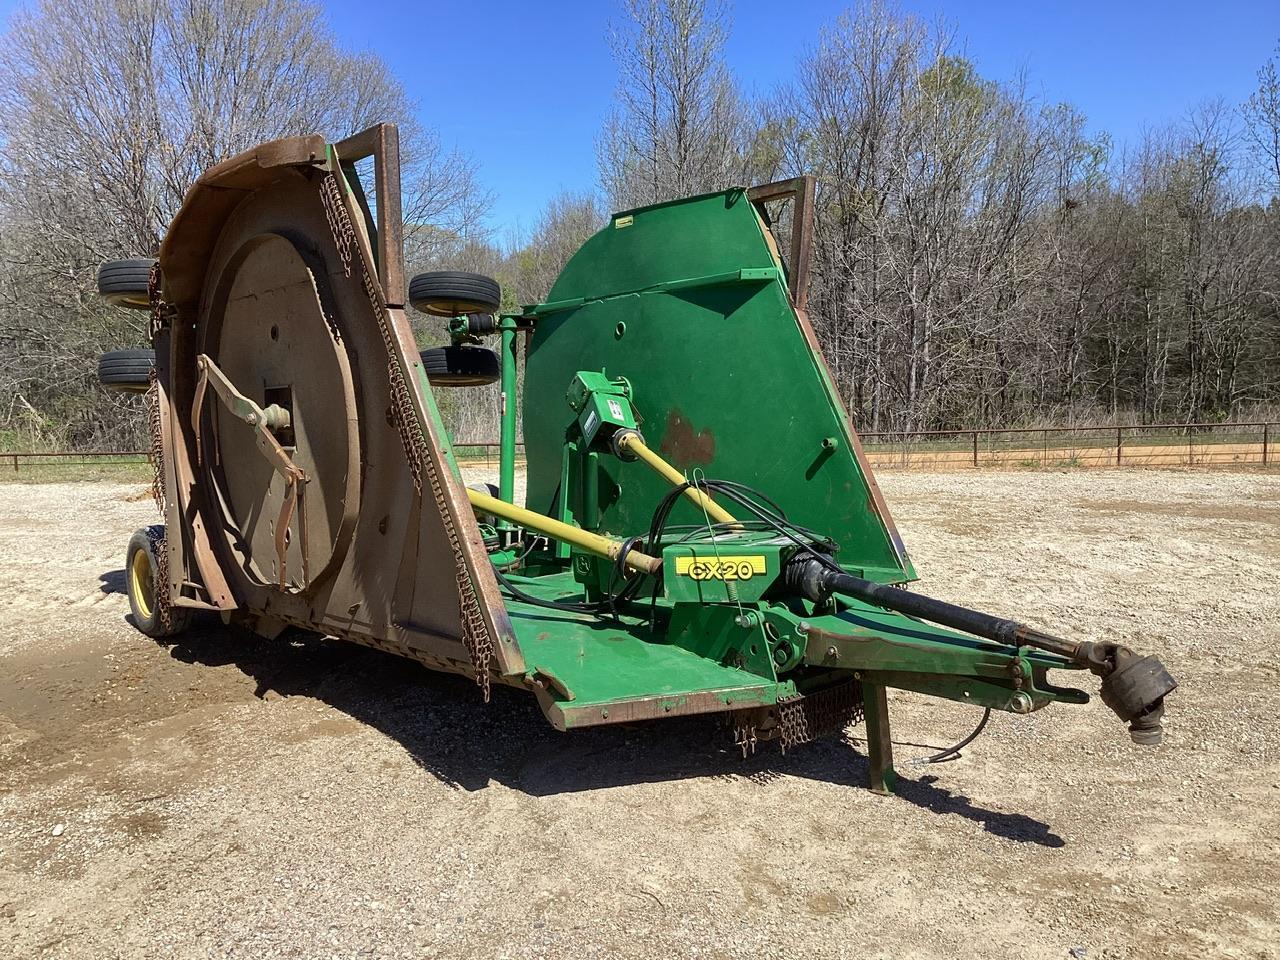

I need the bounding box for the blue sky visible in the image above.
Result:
[3,0,1278,236]
[318,0,1279,237]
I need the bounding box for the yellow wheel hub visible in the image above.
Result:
[130,545,155,620]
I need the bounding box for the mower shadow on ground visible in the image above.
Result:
[99,568,126,596]
[103,572,1063,849]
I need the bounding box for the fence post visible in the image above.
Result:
[1264,424,1270,466]
[971,431,978,467]
[1116,427,1122,466]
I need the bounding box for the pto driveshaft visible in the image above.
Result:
[785,557,1178,744]
[466,488,662,576]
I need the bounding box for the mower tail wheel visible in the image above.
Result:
[98,348,155,394]
[408,271,501,317]
[420,345,501,387]
[98,258,156,310]
[125,526,191,638]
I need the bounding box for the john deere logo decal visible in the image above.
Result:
[674,555,767,581]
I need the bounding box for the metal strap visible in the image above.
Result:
[145,369,165,515]
[320,171,493,700]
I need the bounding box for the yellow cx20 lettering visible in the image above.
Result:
[674,555,768,581]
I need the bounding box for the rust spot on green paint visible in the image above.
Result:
[659,408,715,465]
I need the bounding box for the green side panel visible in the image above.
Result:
[522,189,914,583]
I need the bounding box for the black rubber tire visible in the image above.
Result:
[126,526,191,638]
[419,345,501,387]
[467,482,502,529]
[98,258,155,310]
[98,348,155,394]
[408,271,501,317]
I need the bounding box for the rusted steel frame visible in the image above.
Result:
[545,687,773,731]
[741,177,910,572]
[155,328,236,611]
[334,124,405,309]
[327,170,527,678]
[159,135,327,312]
[747,176,815,311]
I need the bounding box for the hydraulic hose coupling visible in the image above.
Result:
[1081,642,1179,746]
[610,428,644,462]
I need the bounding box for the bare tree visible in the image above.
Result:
[1244,42,1280,199]
[758,2,1280,431]
[511,192,606,303]
[0,0,488,448]
[598,0,749,209]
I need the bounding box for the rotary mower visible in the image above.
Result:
[97,124,1176,792]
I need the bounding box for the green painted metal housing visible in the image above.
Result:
[488,187,1085,737]
[521,189,914,585]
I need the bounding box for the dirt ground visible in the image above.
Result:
[1,468,1276,959]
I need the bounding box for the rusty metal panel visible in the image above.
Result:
[154,128,523,692]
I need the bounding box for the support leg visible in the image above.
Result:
[863,681,897,795]
[498,316,518,505]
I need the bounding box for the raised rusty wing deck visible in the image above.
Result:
[152,130,523,692]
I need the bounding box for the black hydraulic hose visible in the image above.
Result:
[812,567,1079,660]
[921,708,991,764]
[491,565,606,614]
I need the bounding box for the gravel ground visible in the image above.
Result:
[0,469,1276,959]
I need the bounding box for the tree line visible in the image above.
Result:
[1,0,1278,450]
[593,0,1280,433]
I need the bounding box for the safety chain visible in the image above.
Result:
[145,261,168,515]
[776,679,865,753]
[320,175,356,277]
[732,720,759,758]
[145,369,166,515]
[145,263,171,627]
[319,172,493,700]
[147,260,168,341]
[148,526,172,630]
